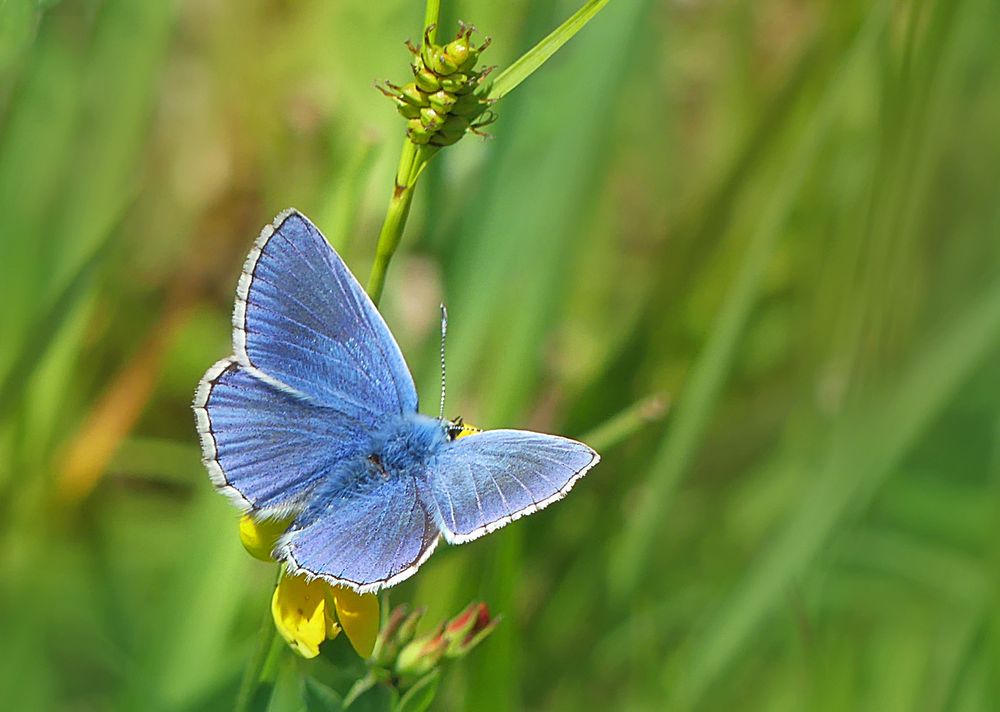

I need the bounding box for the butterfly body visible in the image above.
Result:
[373,412,448,475]
[195,209,599,593]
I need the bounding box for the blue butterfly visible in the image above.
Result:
[193,209,599,593]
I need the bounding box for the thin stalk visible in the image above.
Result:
[234,606,280,712]
[423,0,441,43]
[234,568,284,712]
[582,393,669,453]
[366,141,437,303]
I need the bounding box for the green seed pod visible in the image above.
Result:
[419,106,444,130]
[413,66,440,92]
[382,22,496,148]
[426,47,459,76]
[439,73,468,93]
[407,119,433,144]
[395,99,422,120]
[442,114,471,131]
[443,37,474,69]
[399,82,428,107]
[432,129,463,146]
[419,41,438,74]
[428,89,457,113]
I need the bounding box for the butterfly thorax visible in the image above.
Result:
[369,413,447,477]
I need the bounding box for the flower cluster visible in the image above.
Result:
[379,23,495,146]
[374,602,500,683]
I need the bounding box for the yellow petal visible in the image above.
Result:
[331,586,380,658]
[271,572,332,659]
[239,514,293,562]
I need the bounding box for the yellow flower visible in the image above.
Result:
[271,573,380,659]
[239,514,293,561]
[271,572,339,659]
[240,515,380,659]
[330,585,380,658]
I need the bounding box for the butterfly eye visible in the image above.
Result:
[445,417,465,441]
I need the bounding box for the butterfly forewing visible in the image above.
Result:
[233,210,417,422]
[194,358,368,513]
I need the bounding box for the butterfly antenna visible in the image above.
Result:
[438,304,448,422]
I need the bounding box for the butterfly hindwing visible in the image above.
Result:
[427,429,600,544]
[194,358,371,513]
[276,458,440,593]
[233,209,417,424]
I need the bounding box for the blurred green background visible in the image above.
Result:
[2,0,1000,709]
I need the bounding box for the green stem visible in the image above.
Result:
[366,141,418,304]
[582,393,669,453]
[234,606,280,712]
[235,567,284,712]
[423,0,441,43]
[367,142,432,304]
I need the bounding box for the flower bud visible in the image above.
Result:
[442,602,499,658]
[373,604,410,666]
[395,625,446,678]
[381,605,409,643]
[396,607,425,646]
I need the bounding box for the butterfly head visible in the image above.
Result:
[445,416,482,441]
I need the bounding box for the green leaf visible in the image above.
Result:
[303,677,345,712]
[486,0,610,101]
[343,673,395,712]
[394,671,440,712]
